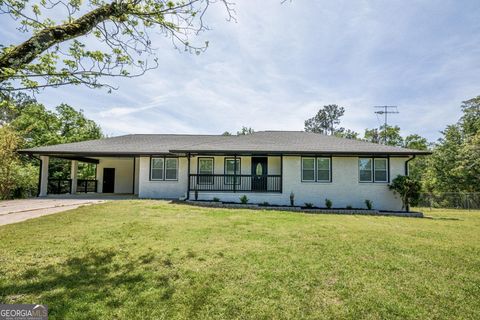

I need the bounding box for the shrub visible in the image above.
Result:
[212,197,220,202]
[365,199,373,210]
[389,175,421,212]
[194,190,198,200]
[290,192,295,206]
[239,195,249,204]
[261,201,270,206]
[305,203,314,208]
[346,205,353,209]
[325,198,333,209]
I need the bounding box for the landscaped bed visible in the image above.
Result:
[0,201,478,319]
[183,199,424,218]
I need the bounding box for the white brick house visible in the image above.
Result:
[19,131,429,211]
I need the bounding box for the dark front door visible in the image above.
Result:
[102,168,115,193]
[251,157,268,192]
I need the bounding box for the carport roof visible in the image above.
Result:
[18,131,431,156]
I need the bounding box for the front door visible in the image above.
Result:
[102,168,115,193]
[251,157,268,192]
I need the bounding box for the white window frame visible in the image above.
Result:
[150,157,165,181]
[374,158,388,183]
[359,157,389,183]
[224,158,241,185]
[198,157,214,185]
[150,157,178,181]
[301,157,316,182]
[302,157,332,182]
[316,157,331,182]
[165,158,178,181]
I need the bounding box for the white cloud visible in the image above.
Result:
[2,0,479,142]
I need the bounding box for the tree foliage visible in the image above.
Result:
[389,175,421,212]
[304,104,349,135]
[0,93,103,197]
[0,0,235,91]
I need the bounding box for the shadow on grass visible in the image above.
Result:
[0,250,149,319]
[423,216,462,221]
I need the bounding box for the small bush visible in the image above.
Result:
[305,203,314,208]
[240,195,249,204]
[261,201,270,206]
[290,192,295,206]
[346,205,353,209]
[212,197,220,202]
[365,199,373,210]
[325,198,333,209]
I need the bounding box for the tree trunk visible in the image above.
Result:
[0,2,124,78]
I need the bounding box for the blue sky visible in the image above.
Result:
[2,0,480,141]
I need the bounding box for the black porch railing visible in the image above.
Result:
[47,179,97,194]
[77,179,98,193]
[189,174,282,193]
[47,179,72,194]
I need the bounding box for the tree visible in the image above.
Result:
[236,126,254,135]
[334,128,359,140]
[0,0,235,91]
[364,125,403,146]
[389,175,421,212]
[221,131,232,136]
[304,104,346,135]
[404,134,429,150]
[0,126,36,199]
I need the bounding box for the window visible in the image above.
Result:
[374,158,388,182]
[150,157,178,181]
[165,158,178,180]
[302,158,315,181]
[359,158,389,182]
[317,158,331,182]
[151,157,164,180]
[302,157,332,182]
[198,158,214,184]
[225,158,240,185]
[359,158,373,182]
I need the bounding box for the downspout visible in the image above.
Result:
[405,155,416,176]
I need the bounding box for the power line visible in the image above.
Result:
[374,106,399,144]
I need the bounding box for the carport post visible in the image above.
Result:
[71,160,78,194]
[39,155,49,197]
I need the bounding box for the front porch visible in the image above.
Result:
[187,155,283,194]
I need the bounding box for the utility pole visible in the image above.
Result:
[374,106,399,144]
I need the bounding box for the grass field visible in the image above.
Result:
[0,201,479,319]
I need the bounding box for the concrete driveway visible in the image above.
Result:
[0,195,135,226]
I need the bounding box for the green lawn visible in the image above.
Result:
[0,201,479,319]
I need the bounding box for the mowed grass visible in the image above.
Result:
[0,201,479,319]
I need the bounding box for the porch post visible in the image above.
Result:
[280,155,283,194]
[39,155,49,197]
[70,160,78,194]
[186,153,191,200]
[233,155,237,193]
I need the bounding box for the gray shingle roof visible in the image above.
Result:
[18,131,430,156]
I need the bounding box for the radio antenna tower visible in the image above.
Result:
[374,106,399,144]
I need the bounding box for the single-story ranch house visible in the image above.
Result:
[19,131,430,210]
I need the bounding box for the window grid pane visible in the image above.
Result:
[302,158,315,181]
[317,158,330,181]
[225,159,240,185]
[165,158,178,180]
[374,159,388,182]
[151,158,164,180]
[359,158,373,182]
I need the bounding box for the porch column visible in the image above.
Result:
[38,155,49,197]
[70,160,78,194]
